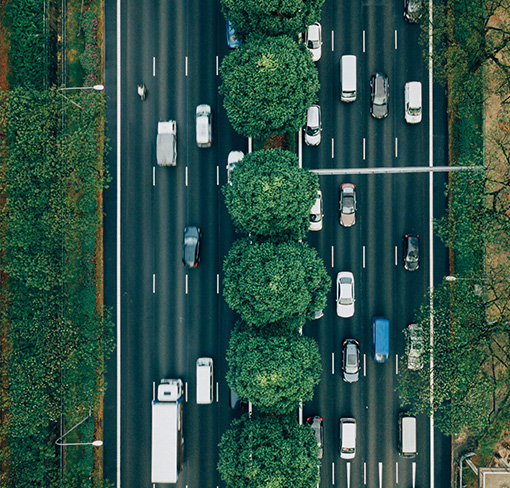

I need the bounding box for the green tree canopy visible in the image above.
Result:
[223,149,319,239]
[218,414,320,488]
[219,35,319,139]
[223,239,330,326]
[226,325,322,413]
[221,0,325,38]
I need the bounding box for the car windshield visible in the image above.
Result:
[310,213,321,222]
[408,106,421,115]
[307,38,320,49]
[306,126,320,136]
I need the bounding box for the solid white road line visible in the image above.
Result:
[363,138,366,160]
[396,462,399,483]
[332,138,335,159]
[396,355,399,375]
[332,463,335,485]
[216,56,219,76]
[331,246,335,268]
[395,246,398,265]
[185,166,188,186]
[413,462,417,488]
[364,463,367,484]
[332,352,335,375]
[217,274,220,294]
[395,30,398,49]
[185,274,188,295]
[363,354,366,376]
[152,382,155,401]
[331,30,334,51]
[379,462,383,488]
[216,382,219,402]
[185,382,188,402]
[363,245,366,268]
[347,462,351,488]
[363,31,366,52]
[216,166,219,186]
[153,274,156,293]
[152,56,156,76]
[395,137,398,158]
[153,166,156,186]
[185,56,188,76]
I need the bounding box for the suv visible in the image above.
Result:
[339,183,357,227]
[196,104,212,147]
[342,339,360,383]
[370,73,389,119]
[403,234,420,271]
[304,104,322,146]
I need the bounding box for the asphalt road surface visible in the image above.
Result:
[103,0,452,486]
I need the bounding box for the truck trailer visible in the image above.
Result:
[151,378,184,484]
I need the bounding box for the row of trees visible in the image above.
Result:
[216,2,327,484]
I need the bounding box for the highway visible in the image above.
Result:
[103,0,451,486]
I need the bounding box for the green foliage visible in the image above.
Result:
[223,238,330,326]
[398,281,508,436]
[218,414,320,488]
[223,149,319,239]
[226,325,322,413]
[219,35,320,139]
[4,0,50,89]
[221,0,325,38]
[0,88,113,486]
[80,11,101,86]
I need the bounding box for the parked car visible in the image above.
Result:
[307,416,324,459]
[407,323,424,370]
[404,0,424,22]
[339,183,357,227]
[305,22,322,61]
[309,190,324,231]
[304,104,322,146]
[226,151,244,185]
[229,387,246,410]
[342,339,360,383]
[226,20,242,48]
[310,309,324,320]
[183,226,202,267]
[336,271,355,318]
[403,234,420,271]
[370,73,389,119]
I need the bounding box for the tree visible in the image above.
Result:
[220,0,325,38]
[218,414,320,488]
[226,325,322,414]
[398,280,510,436]
[223,239,330,326]
[219,35,319,139]
[223,149,319,239]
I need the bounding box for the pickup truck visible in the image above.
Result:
[156,121,177,166]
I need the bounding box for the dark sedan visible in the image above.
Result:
[183,226,202,268]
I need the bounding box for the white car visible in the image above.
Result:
[336,271,355,318]
[309,190,323,231]
[304,104,322,146]
[305,23,322,62]
[226,151,244,185]
[196,104,212,147]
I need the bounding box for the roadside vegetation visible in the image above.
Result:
[0,0,113,486]
[398,0,510,479]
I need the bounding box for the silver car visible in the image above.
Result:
[342,339,360,383]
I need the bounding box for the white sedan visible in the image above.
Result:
[305,23,322,62]
[336,271,355,318]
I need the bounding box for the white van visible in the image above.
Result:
[340,55,357,102]
[196,104,212,147]
[339,417,356,459]
[196,357,213,404]
[404,82,422,124]
[399,412,417,458]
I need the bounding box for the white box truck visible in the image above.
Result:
[151,379,184,484]
[156,121,177,166]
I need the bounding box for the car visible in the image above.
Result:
[404,0,424,22]
[226,20,242,48]
[182,226,201,267]
[403,234,420,271]
[342,339,360,383]
[305,22,322,61]
[309,190,323,231]
[196,104,212,147]
[304,104,322,146]
[370,73,389,119]
[229,387,246,410]
[310,309,324,320]
[339,418,356,459]
[307,416,324,459]
[226,151,244,185]
[407,324,424,370]
[404,81,422,124]
[336,271,355,318]
[339,183,357,227]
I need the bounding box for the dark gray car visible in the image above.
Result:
[370,73,389,119]
[403,234,419,271]
[183,226,202,268]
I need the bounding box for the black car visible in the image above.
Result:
[342,339,360,383]
[370,73,389,119]
[404,0,424,22]
[306,416,324,459]
[403,234,419,271]
[182,226,201,268]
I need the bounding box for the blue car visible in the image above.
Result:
[226,20,242,48]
